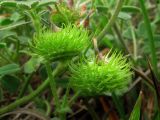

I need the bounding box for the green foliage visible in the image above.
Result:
[0,0,56,9]
[0,0,160,119]
[0,63,20,76]
[32,25,90,61]
[70,51,132,96]
[51,4,79,26]
[0,42,6,49]
[24,57,42,74]
[139,0,158,79]
[0,75,20,93]
[129,92,142,120]
[122,6,140,13]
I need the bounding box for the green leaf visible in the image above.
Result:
[101,36,113,48]
[129,91,142,120]
[0,0,39,8]
[118,12,131,21]
[123,27,132,39]
[0,42,6,49]
[17,1,39,9]
[136,22,156,39]
[24,57,42,74]
[0,75,20,93]
[0,21,31,31]
[37,0,56,8]
[122,6,140,13]
[96,6,108,13]
[0,18,12,26]
[1,0,56,9]
[0,1,17,7]
[0,64,20,76]
[0,30,17,40]
[10,12,21,22]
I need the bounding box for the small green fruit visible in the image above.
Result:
[32,25,90,61]
[70,51,132,96]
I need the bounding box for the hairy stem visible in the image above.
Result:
[130,23,137,61]
[97,0,125,43]
[84,98,100,120]
[69,91,80,105]
[0,78,49,115]
[139,0,159,79]
[29,9,41,36]
[112,93,126,120]
[0,63,63,115]
[18,74,33,98]
[113,23,130,54]
[45,61,60,115]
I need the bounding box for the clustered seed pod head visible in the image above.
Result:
[70,51,132,96]
[32,25,90,61]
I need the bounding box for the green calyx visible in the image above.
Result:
[70,51,132,96]
[32,25,90,61]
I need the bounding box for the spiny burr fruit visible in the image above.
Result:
[70,51,132,96]
[32,25,90,61]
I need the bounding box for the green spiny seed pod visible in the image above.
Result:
[32,25,90,61]
[70,51,132,96]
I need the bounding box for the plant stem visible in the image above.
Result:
[112,93,126,120]
[69,91,80,105]
[45,61,60,115]
[0,78,49,115]
[44,100,51,116]
[130,22,137,61]
[18,74,33,98]
[29,9,41,36]
[113,23,130,54]
[83,98,100,120]
[139,0,159,79]
[97,0,125,43]
[0,63,63,115]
